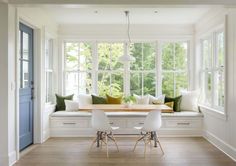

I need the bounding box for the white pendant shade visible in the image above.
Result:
[119,54,135,62]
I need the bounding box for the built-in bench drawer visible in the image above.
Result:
[127,119,145,128]
[109,119,126,128]
[165,120,201,128]
[51,120,89,128]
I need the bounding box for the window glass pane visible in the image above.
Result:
[175,42,188,70]
[202,39,212,69]
[205,72,212,105]
[130,72,142,95]
[162,72,174,97]
[21,61,29,88]
[65,72,78,99]
[23,32,29,60]
[143,43,155,70]
[45,39,53,69]
[98,43,110,70]
[79,72,92,94]
[143,73,155,96]
[216,32,224,67]
[111,43,123,70]
[46,72,53,102]
[65,42,79,70]
[130,43,143,70]
[98,72,110,96]
[80,43,92,71]
[111,72,123,96]
[162,43,174,70]
[175,72,188,96]
[216,70,224,108]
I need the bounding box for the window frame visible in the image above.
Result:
[160,41,190,97]
[45,37,54,104]
[200,27,225,112]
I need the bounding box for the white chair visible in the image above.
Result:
[90,110,119,157]
[133,110,164,155]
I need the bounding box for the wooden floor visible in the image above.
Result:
[15,137,236,166]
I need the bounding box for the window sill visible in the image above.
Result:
[198,104,227,120]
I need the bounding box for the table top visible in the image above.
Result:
[79,104,171,112]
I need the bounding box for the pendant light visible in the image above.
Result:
[119,11,135,62]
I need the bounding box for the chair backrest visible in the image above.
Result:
[142,110,162,131]
[91,110,111,131]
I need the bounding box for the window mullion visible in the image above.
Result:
[173,43,176,97]
[92,41,98,94]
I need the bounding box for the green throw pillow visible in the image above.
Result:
[91,95,108,104]
[164,95,182,112]
[55,94,74,111]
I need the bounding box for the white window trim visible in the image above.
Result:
[45,37,54,104]
[199,27,225,114]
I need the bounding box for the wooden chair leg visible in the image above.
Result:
[144,141,147,156]
[105,133,109,158]
[133,135,145,152]
[157,138,164,155]
[110,133,119,152]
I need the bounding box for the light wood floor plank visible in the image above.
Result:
[14,137,236,166]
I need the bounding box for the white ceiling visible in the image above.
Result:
[43,6,211,25]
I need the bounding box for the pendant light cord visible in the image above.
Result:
[125,11,131,43]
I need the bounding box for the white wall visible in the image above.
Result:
[0,4,17,166]
[195,8,236,160]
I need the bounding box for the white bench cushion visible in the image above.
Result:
[51,111,203,118]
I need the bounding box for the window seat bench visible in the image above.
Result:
[50,111,203,137]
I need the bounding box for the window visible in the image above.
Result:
[64,42,93,99]
[45,38,54,103]
[161,42,188,97]
[130,43,156,96]
[63,40,190,98]
[200,30,225,111]
[97,43,124,96]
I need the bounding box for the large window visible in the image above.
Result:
[64,41,190,98]
[161,42,188,97]
[200,30,225,111]
[130,43,156,96]
[45,38,54,103]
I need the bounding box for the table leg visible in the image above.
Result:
[97,131,100,147]
[153,132,157,147]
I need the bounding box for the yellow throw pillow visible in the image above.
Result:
[106,94,122,104]
[165,101,174,109]
[163,101,174,113]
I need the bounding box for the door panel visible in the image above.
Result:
[19,23,34,151]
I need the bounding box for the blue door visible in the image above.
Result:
[19,23,34,151]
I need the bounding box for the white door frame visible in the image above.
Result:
[15,10,43,160]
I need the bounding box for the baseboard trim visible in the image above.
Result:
[203,130,236,162]
[43,130,50,142]
[9,150,17,166]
